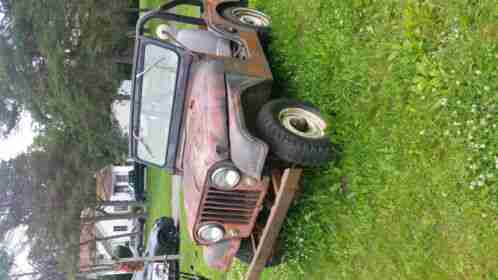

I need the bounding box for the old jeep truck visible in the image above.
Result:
[129,0,331,273]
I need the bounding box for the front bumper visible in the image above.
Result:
[203,238,241,271]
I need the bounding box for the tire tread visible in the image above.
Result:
[256,99,331,166]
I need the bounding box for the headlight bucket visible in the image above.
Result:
[210,164,241,190]
[197,224,225,243]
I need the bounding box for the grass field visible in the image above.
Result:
[228,1,498,279]
[144,167,171,238]
[143,0,498,279]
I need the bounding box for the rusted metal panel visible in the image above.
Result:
[204,0,273,79]
[181,60,230,238]
[245,168,303,280]
[195,176,269,245]
[221,31,273,79]
[203,238,241,271]
[181,59,270,246]
[226,81,269,179]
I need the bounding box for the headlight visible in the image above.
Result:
[197,224,225,243]
[210,166,241,189]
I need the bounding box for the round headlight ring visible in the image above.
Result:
[197,224,225,243]
[210,165,241,190]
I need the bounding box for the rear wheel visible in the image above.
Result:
[221,6,271,33]
[256,99,331,166]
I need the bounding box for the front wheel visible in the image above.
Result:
[220,6,271,32]
[256,99,331,166]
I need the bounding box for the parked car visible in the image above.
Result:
[129,0,331,271]
[133,217,180,280]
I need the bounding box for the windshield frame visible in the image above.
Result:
[129,36,186,169]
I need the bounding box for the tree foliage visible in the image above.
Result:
[0,0,136,278]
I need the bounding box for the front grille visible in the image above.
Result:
[199,188,260,225]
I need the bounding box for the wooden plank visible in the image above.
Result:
[250,234,257,253]
[245,168,302,280]
[271,169,282,194]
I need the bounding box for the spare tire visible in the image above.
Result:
[220,6,271,33]
[256,99,331,166]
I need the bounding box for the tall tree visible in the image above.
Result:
[0,0,137,278]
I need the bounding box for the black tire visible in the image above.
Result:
[256,99,331,166]
[158,219,180,254]
[220,6,271,34]
[235,238,281,267]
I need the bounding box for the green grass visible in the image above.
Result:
[227,1,498,279]
[143,0,498,279]
[138,0,158,9]
[144,167,172,238]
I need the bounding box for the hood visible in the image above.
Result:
[181,59,230,240]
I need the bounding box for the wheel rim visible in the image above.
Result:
[231,7,270,27]
[279,108,327,139]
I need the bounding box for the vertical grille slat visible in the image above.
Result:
[200,187,261,225]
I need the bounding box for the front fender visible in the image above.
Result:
[226,75,270,179]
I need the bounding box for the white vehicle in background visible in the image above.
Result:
[133,217,180,280]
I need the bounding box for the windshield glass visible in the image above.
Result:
[136,44,179,166]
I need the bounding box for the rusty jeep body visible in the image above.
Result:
[129,0,331,272]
